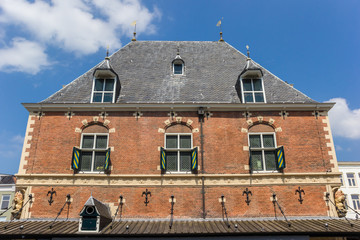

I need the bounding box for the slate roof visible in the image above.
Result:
[0,218,359,238]
[0,175,15,184]
[42,41,317,104]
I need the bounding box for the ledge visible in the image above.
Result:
[16,172,341,187]
[22,102,335,112]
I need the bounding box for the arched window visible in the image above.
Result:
[172,59,184,75]
[161,124,197,173]
[72,124,110,173]
[248,124,280,172]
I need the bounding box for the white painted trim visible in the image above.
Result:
[248,132,278,172]
[164,133,193,173]
[90,78,116,103]
[79,133,109,173]
[240,77,267,103]
[22,102,335,112]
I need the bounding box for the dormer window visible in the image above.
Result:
[173,63,183,74]
[91,78,116,103]
[241,78,266,103]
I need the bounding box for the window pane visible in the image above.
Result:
[180,136,191,148]
[80,152,92,171]
[174,64,182,74]
[103,93,113,103]
[255,93,264,102]
[82,136,94,148]
[1,196,10,210]
[244,93,253,103]
[96,136,107,149]
[93,93,102,102]
[105,79,114,91]
[166,136,178,148]
[265,151,277,171]
[180,152,191,171]
[253,79,262,91]
[263,135,275,148]
[166,152,177,171]
[249,135,261,148]
[251,151,263,171]
[94,152,106,171]
[243,79,253,91]
[94,79,104,91]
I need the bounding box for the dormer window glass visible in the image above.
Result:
[241,78,265,103]
[174,63,183,74]
[92,78,115,103]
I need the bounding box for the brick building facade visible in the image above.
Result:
[5,40,355,239]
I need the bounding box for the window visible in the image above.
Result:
[249,133,277,172]
[340,175,343,186]
[352,195,360,210]
[80,134,109,172]
[173,63,183,74]
[165,133,192,172]
[241,78,265,103]
[347,173,356,186]
[91,78,115,103]
[0,195,10,210]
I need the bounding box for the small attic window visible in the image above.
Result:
[91,78,116,103]
[241,78,266,103]
[173,59,184,75]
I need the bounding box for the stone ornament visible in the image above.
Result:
[334,188,347,217]
[11,189,25,219]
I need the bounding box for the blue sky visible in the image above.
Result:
[0,0,359,174]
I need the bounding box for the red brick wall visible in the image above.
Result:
[28,185,328,219]
[23,111,332,175]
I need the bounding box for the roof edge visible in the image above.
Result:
[22,102,335,112]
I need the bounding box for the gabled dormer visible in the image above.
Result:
[237,46,266,103]
[91,54,120,103]
[172,49,185,75]
[79,196,112,233]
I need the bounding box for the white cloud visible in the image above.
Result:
[0,38,50,74]
[327,98,360,139]
[0,0,160,55]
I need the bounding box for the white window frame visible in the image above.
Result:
[172,60,184,75]
[0,195,10,210]
[248,132,278,173]
[351,194,360,210]
[241,78,266,103]
[347,173,356,187]
[90,78,116,103]
[79,133,109,173]
[164,133,193,173]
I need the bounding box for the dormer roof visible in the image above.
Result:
[93,57,119,79]
[81,196,112,219]
[41,41,317,104]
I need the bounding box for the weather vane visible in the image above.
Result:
[131,20,137,41]
[216,17,224,42]
[246,45,250,58]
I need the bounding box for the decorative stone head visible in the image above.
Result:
[11,189,25,219]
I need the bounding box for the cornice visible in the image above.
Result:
[22,102,335,112]
[16,172,341,187]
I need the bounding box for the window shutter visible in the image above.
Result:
[72,147,82,171]
[104,148,111,172]
[276,146,286,169]
[249,147,253,173]
[160,147,166,171]
[191,147,198,172]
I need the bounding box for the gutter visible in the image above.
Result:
[22,102,335,112]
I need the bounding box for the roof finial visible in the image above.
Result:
[131,20,137,41]
[105,45,110,60]
[246,45,250,59]
[216,18,224,42]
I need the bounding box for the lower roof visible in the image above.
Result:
[1,218,359,238]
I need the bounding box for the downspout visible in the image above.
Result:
[198,108,206,219]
